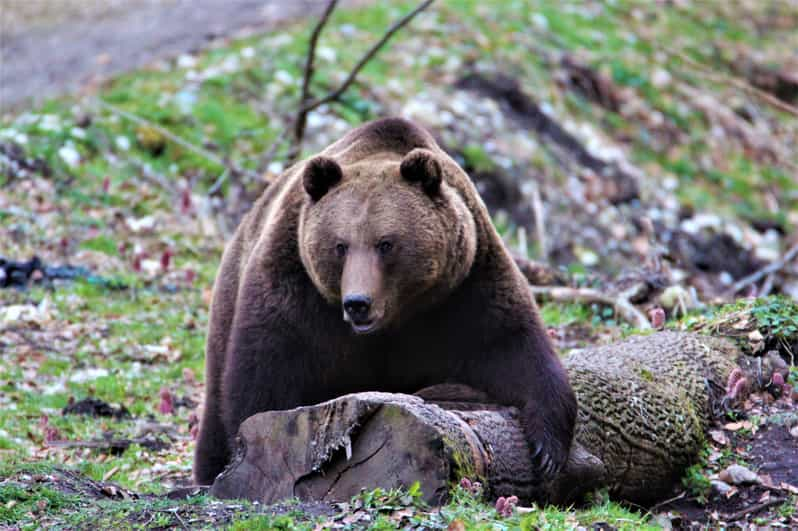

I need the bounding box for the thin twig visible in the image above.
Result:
[206,169,229,197]
[5,328,60,355]
[291,0,340,158]
[725,242,798,297]
[648,491,686,513]
[170,508,188,530]
[289,0,435,162]
[95,99,259,181]
[529,285,652,329]
[301,0,435,115]
[668,48,798,119]
[724,498,786,522]
[528,179,547,261]
[107,151,178,195]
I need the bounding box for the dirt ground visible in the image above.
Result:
[0,0,362,110]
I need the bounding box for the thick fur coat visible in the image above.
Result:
[194,118,577,485]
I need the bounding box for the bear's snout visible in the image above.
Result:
[343,294,372,324]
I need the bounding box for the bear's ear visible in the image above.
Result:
[400,148,442,195]
[303,156,343,201]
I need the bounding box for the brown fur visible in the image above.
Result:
[193,117,577,486]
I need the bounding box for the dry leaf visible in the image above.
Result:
[709,429,729,445]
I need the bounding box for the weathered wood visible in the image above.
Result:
[210,387,539,505]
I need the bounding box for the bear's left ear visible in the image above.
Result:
[303,156,343,201]
[400,148,442,195]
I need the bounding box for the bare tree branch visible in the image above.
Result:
[725,242,798,297]
[303,0,435,114]
[289,0,340,161]
[668,47,798,119]
[289,0,435,161]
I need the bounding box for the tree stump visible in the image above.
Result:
[209,385,564,505]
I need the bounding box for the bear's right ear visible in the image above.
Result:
[303,156,343,201]
[400,148,442,195]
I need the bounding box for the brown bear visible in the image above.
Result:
[193,117,577,487]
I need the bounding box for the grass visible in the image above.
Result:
[0,462,655,529]
[1,0,796,528]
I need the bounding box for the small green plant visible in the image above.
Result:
[461,144,496,173]
[682,463,712,503]
[0,484,78,525]
[751,297,798,344]
[230,514,304,531]
[777,496,797,520]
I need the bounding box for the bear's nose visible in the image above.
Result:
[343,294,372,323]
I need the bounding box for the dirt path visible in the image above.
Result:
[0,0,354,111]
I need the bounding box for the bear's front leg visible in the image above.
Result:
[219,323,310,446]
[458,334,577,481]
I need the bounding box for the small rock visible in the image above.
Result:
[754,230,781,262]
[653,513,676,530]
[651,68,672,88]
[711,479,733,496]
[719,464,759,485]
[709,429,729,446]
[58,145,80,167]
[176,54,197,68]
[789,425,798,439]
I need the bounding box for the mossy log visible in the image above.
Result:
[210,332,783,505]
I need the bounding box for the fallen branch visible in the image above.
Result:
[46,435,169,453]
[668,48,798,119]
[512,255,569,286]
[725,242,798,297]
[529,285,652,329]
[675,82,786,167]
[723,497,787,523]
[95,99,260,182]
[288,0,435,161]
[648,491,687,513]
[106,150,178,195]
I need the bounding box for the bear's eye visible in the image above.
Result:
[335,243,348,258]
[377,240,393,256]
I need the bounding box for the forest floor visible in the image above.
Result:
[1,0,798,528]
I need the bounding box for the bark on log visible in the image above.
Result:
[209,386,550,505]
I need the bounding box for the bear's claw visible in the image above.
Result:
[530,439,567,481]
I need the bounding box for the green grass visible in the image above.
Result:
[1,0,796,528]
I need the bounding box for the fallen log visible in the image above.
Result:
[210,386,545,505]
[210,332,787,506]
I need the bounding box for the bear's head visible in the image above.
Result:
[299,148,477,335]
